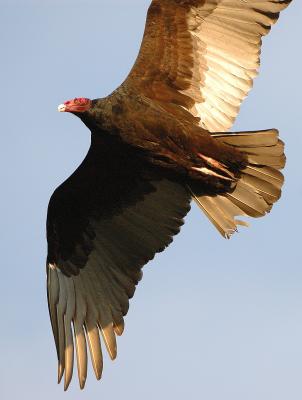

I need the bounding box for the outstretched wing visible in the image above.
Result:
[123,0,291,132]
[46,134,191,390]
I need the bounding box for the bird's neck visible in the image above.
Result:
[78,98,110,132]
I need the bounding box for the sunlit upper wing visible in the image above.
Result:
[123,0,291,132]
[46,134,191,390]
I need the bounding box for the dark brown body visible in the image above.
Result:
[81,89,248,189]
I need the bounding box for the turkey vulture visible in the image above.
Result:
[48,0,291,390]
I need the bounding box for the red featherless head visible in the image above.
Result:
[58,97,92,113]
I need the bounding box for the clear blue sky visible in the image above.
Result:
[1,1,301,399]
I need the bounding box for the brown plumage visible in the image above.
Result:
[48,0,291,390]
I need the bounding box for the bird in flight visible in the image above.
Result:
[48,0,292,390]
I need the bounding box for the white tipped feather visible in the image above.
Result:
[47,267,60,356]
[85,321,103,380]
[63,277,75,391]
[56,271,67,383]
[72,275,88,389]
[73,322,87,389]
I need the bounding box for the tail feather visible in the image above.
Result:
[243,165,284,189]
[226,181,270,217]
[190,129,285,238]
[191,193,248,238]
[212,129,279,146]
[240,173,280,204]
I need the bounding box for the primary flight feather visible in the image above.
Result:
[47,0,291,390]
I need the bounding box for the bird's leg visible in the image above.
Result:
[192,153,236,181]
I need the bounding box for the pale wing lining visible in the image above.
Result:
[182,0,291,132]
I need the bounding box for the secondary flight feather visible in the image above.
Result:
[47,0,292,390]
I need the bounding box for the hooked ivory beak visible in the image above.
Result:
[58,104,66,112]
